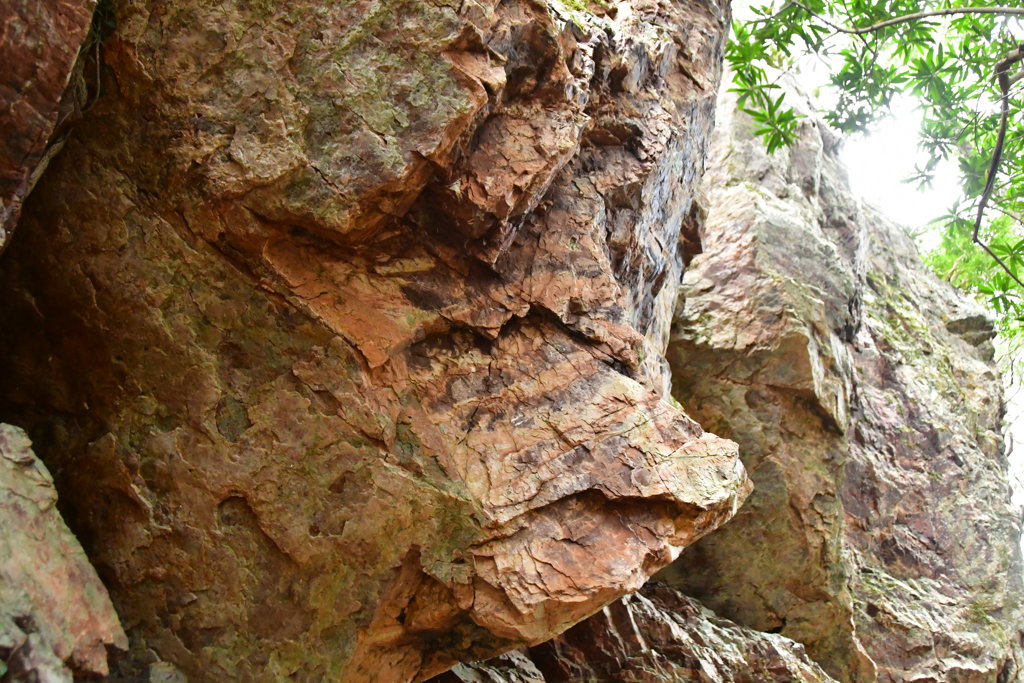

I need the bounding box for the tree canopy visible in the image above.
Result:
[728,1,1024,337]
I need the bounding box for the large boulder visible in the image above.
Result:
[0,1,748,680]
[439,81,1024,683]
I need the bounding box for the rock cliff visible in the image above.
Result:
[0,0,750,680]
[663,84,1024,682]
[2,1,1022,681]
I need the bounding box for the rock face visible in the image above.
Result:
[5,1,1020,680]
[661,86,1024,680]
[439,83,1024,683]
[439,582,835,682]
[0,424,127,680]
[0,0,97,250]
[0,0,749,680]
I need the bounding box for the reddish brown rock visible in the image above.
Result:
[0,0,747,680]
[440,78,1024,683]
[0,0,97,250]
[0,424,127,679]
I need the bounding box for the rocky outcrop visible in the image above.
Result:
[0,424,127,680]
[440,582,834,682]
[0,0,98,251]
[0,0,748,680]
[662,85,1024,680]
[438,83,1024,683]
[5,1,1020,680]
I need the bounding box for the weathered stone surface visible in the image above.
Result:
[662,84,1024,681]
[0,0,747,680]
[0,0,97,250]
[435,650,547,683]
[440,583,836,682]
[468,77,1024,683]
[0,423,127,680]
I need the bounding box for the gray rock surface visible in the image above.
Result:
[663,83,1024,681]
[438,583,835,682]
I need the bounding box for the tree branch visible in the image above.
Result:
[788,3,1024,35]
[973,44,1024,291]
[848,7,1024,34]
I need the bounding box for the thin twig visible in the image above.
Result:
[991,204,1024,227]
[789,1,854,35]
[946,79,1024,149]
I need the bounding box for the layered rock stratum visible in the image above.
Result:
[0,0,750,680]
[447,85,1024,682]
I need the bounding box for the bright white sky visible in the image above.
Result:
[838,97,962,249]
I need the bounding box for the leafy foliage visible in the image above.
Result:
[927,213,1024,336]
[728,1,1024,336]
